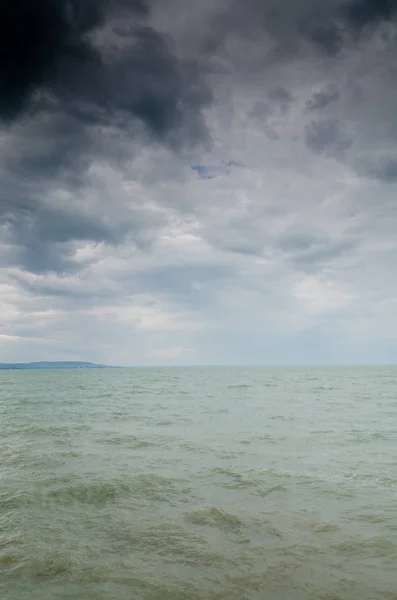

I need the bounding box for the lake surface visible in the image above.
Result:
[0,366,396,599]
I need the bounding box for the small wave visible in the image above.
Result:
[0,490,31,511]
[48,475,193,505]
[313,523,340,533]
[342,473,397,489]
[0,475,194,509]
[209,467,289,495]
[26,424,90,435]
[255,434,288,442]
[185,507,243,531]
[100,434,153,448]
[124,523,222,567]
[0,551,22,570]
[4,554,71,579]
[349,431,391,443]
[331,536,397,557]
[210,467,255,490]
[353,513,389,524]
[253,484,288,497]
[226,384,251,390]
[46,481,122,505]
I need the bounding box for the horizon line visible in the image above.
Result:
[1,361,396,370]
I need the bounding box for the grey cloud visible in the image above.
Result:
[4,114,95,190]
[305,118,352,157]
[200,219,267,257]
[204,0,397,66]
[249,102,272,121]
[357,157,397,182]
[302,0,397,56]
[299,14,344,56]
[373,160,397,182]
[1,195,164,274]
[247,88,292,139]
[268,87,294,114]
[7,271,119,306]
[306,85,340,111]
[130,264,235,307]
[277,233,322,253]
[250,88,293,121]
[247,102,280,138]
[300,0,397,55]
[1,204,122,273]
[7,262,235,326]
[278,233,358,273]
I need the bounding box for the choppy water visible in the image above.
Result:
[0,367,396,600]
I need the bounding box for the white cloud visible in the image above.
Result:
[293,276,354,316]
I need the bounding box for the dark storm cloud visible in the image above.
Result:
[0,0,211,140]
[302,0,397,55]
[2,0,397,277]
[300,14,344,56]
[2,0,393,139]
[344,0,397,30]
[205,0,397,62]
[302,0,397,54]
[0,0,143,121]
[0,0,213,181]
[0,0,213,273]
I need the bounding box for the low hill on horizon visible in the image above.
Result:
[0,361,115,370]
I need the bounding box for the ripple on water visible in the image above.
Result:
[331,536,397,558]
[185,507,243,532]
[10,555,72,580]
[99,434,154,448]
[18,424,90,436]
[120,522,223,567]
[0,475,195,511]
[342,473,397,489]
[208,467,289,496]
[47,475,194,506]
[226,384,252,390]
[209,467,254,488]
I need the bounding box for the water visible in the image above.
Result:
[0,366,396,600]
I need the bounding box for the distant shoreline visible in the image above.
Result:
[0,361,116,370]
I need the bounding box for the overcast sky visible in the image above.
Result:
[1,0,397,366]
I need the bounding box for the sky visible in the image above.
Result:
[1,0,397,366]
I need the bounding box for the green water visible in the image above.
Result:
[0,367,396,599]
